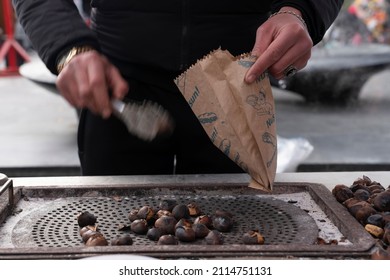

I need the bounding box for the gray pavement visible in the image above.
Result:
[0,75,80,176]
[0,66,389,177]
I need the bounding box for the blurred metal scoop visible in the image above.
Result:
[111,99,175,141]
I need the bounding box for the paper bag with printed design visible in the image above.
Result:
[174,49,277,192]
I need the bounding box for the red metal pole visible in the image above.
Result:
[2,0,17,70]
[0,0,30,76]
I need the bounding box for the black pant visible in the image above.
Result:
[77,79,244,176]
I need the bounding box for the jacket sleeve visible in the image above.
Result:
[271,0,344,45]
[12,0,100,74]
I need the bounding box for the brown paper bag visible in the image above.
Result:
[174,49,277,192]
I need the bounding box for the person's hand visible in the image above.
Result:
[56,50,129,118]
[245,7,313,83]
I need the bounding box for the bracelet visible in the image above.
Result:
[269,10,307,30]
[56,45,95,74]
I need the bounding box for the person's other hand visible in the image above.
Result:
[245,7,313,83]
[56,50,129,118]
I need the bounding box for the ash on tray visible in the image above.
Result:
[267,192,351,245]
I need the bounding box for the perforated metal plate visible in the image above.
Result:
[12,194,318,248]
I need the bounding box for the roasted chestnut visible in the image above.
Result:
[81,230,99,243]
[187,202,201,216]
[242,230,265,245]
[365,224,384,239]
[79,225,97,237]
[85,233,108,246]
[175,218,192,230]
[154,215,177,235]
[366,214,384,228]
[146,227,163,241]
[172,204,190,220]
[111,234,133,246]
[157,234,179,245]
[80,225,100,243]
[192,223,210,239]
[128,209,139,222]
[343,197,361,208]
[373,191,390,212]
[137,206,155,222]
[205,230,224,245]
[212,213,233,232]
[130,219,149,234]
[332,184,354,203]
[77,211,97,228]
[350,183,370,193]
[175,225,196,242]
[352,175,372,186]
[194,215,213,229]
[156,209,172,219]
[355,206,377,225]
[354,189,370,201]
[368,184,385,193]
[347,201,371,218]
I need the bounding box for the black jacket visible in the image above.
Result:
[13,0,343,80]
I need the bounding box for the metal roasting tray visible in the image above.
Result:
[0,174,376,259]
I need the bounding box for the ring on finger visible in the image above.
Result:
[283,65,298,78]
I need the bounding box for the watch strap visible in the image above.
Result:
[56,45,95,74]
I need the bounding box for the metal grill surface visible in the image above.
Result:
[12,194,318,248]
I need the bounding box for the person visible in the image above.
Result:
[12,0,343,176]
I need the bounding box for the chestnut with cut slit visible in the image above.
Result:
[175,225,196,242]
[85,233,108,246]
[242,230,265,245]
[130,219,149,234]
[154,215,177,235]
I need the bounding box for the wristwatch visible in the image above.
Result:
[56,45,95,74]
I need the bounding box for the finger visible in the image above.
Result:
[271,50,310,79]
[105,63,129,100]
[267,30,312,78]
[245,35,294,83]
[72,62,96,110]
[245,26,274,83]
[250,25,274,59]
[86,60,112,118]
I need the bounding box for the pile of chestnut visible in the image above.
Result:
[77,211,133,246]
[127,199,264,245]
[76,199,265,247]
[332,175,390,259]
